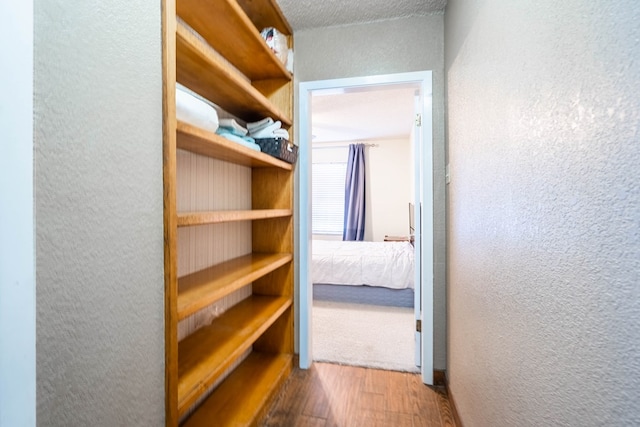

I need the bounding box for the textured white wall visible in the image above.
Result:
[445,1,640,425]
[34,0,165,425]
[294,15,448,369]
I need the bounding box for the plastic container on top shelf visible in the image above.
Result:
[260,27,288,66]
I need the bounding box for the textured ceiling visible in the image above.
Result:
[277,0,442,143]
[311,84,418,143]
[276,0,446,31]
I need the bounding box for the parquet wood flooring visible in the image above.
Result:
[261,362,456,427]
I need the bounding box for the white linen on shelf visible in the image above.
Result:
[175,85,219,133]
[218,118,248,136]
[247,119,290,140]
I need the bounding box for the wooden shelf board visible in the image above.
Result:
[176,22,291,126]
[163,0,179,424]
[182,352,292,427]
[236,0,292,36]
[177,295,292,415]
[177,253,292,320]
[177,0,291,81]
[176,121,292,170]
[178,209,292,227]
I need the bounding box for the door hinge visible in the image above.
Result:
[416,319,422,332]
[415,113,422,127]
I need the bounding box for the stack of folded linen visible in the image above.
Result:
[215,118,261,152]
[247,118,290,140]
[176,85,219,133]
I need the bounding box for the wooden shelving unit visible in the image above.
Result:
[176,23,291,125]
[178,296,292,415]
[177,209,292,227]
[177,121,292,169]
[176,0,291,81]
[181,352,292,427]
[177,253,292,319]
[163,0,294,425]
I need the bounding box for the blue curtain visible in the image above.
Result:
[343,144,366,241]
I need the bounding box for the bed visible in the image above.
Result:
[312,240,415,307]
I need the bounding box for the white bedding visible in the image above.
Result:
[312,240,414,290]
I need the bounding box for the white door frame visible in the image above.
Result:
[0,1,36,425]
[297,71,434,384]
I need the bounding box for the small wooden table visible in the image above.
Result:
[384,235,412,242]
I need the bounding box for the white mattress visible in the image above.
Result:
[312,240,414,289]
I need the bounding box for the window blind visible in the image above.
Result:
[312,162,347,234]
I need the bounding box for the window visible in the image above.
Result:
[312,162,347,234]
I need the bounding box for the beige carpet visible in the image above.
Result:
[312,300,419,372]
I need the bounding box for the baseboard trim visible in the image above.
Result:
[445,373,463,427]
[433,369,446,387]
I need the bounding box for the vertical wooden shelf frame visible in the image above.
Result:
[163,0,294,426]
[162,0,179,425]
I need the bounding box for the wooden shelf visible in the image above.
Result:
[176,22,291,126]
[178,209,291,227]
[177,0,291,81]
[237,0,292,36]
[176,120,292,170]
[177,295,292,415]
[177,253,292,319]
[182,352,292,427]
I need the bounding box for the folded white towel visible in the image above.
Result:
[273,129,290,140]
[218,118,248,136]
[176,87,219,133]
[247,117,274,131]
[250,120,283,139]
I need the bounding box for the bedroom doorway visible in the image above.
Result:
[298,71,434,385]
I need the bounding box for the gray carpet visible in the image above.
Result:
[312,300,419,372]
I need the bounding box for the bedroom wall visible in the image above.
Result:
[312,137,412,242]
[445,0,640,425]
[294,15,447,370]
[34,0,165,425]
[366,137,412,241]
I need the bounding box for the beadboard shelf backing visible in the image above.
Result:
[176,121,292,170]
[177,253,292,319]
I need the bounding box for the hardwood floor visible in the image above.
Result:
[261,362,456,427]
